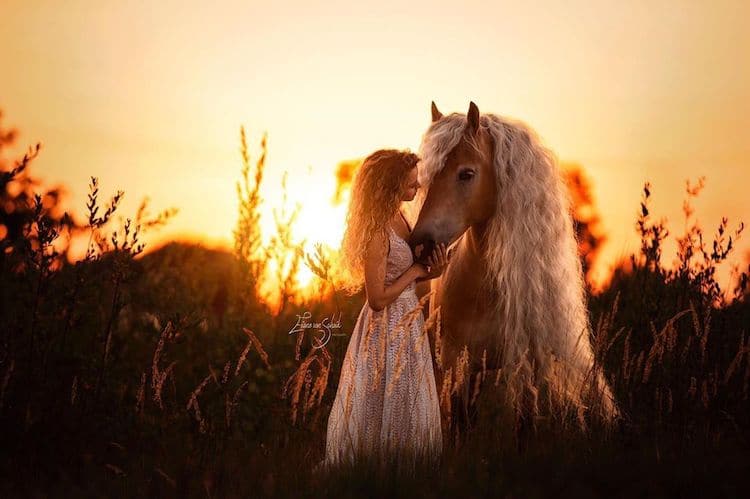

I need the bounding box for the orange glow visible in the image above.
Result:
[2,1,749,303]
[255,182,351,307]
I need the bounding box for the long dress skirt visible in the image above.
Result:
[320,227,442,472]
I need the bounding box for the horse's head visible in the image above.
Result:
[409,101,496,264]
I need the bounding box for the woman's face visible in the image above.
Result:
[400,166,420,202]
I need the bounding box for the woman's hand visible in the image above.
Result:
[414,243,451,281]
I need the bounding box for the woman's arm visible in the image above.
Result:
[364,230,427,312]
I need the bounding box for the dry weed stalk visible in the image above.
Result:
[186,373,212,434]
[241,327,271,371]
[282,347,331,426]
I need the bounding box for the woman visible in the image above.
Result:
[320,149,449,473]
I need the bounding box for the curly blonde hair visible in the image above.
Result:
[337,149,419,295]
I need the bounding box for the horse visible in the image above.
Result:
[406,101,621,445]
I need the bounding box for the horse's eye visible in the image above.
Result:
[458,169,475,181]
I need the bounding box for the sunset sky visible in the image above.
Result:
[2,0,749,292]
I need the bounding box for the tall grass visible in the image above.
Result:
[0,108,748,497]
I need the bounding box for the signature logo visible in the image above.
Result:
[287,311,345,349]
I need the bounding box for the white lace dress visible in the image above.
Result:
[320,226,443,471]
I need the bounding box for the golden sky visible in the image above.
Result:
[2,0,749,292]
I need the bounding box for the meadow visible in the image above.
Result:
[1,110,749,498]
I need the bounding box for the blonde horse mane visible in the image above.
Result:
[408,111,619,424]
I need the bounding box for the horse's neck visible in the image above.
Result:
[438,221,499,318]
[437,220,503,369]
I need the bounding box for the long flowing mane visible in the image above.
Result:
[408,112,618,422]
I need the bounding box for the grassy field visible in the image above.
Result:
[1,118,749,498]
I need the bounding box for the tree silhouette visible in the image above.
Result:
[0,108,85,272]
[561,162,607,289]
[331,158,362,206]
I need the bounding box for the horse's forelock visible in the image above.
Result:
[406,114,467,223]
[425,114,470,165]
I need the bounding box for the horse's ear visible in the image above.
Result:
[467,101,480,135]
[431,101,443,122]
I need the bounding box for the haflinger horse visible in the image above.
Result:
[406,101,621,442]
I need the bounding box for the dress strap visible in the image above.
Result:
[399,210,412,233]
